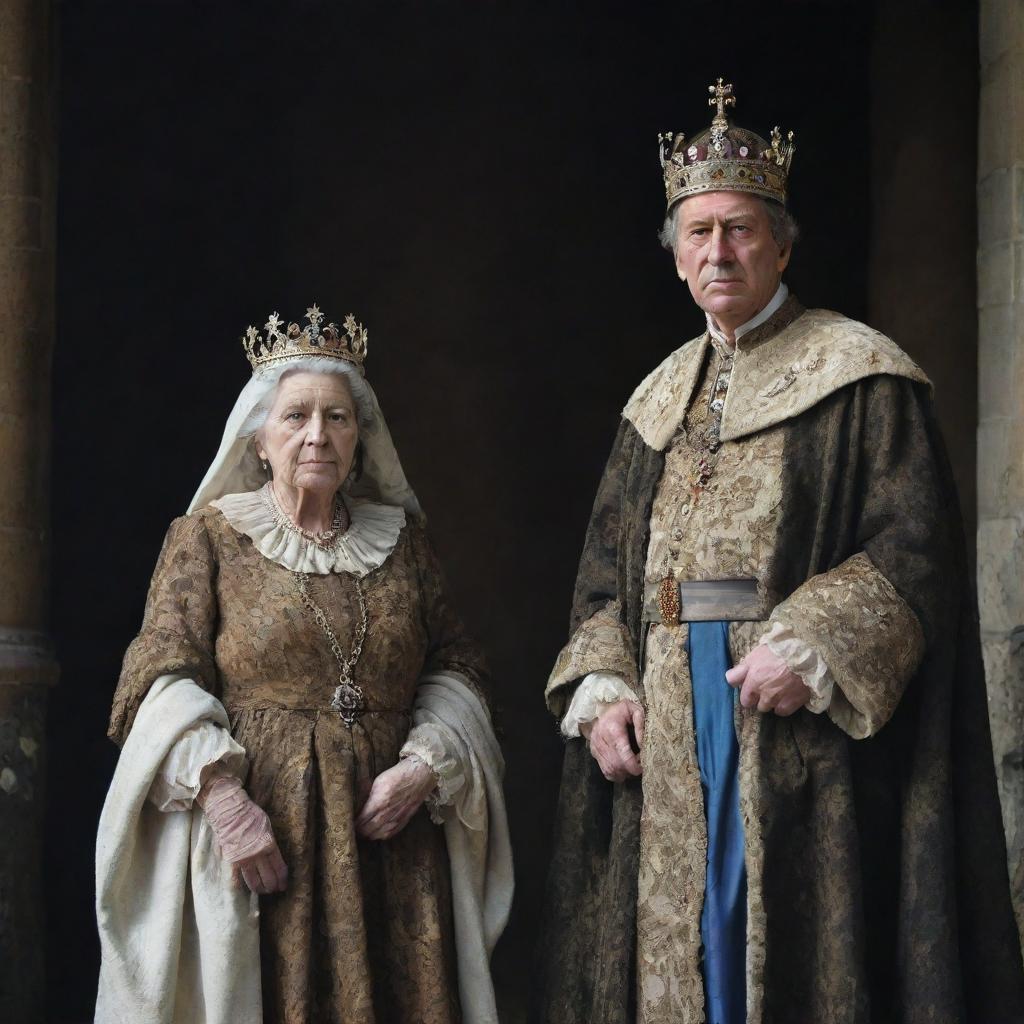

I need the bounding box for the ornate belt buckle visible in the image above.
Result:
[658,576,680,627]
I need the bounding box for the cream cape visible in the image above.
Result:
[623,306,931,452]
[95,676,261,1024]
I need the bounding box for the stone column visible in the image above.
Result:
[0,2,58,1022]
[978,0,1024,936]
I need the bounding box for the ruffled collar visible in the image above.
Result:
[211,483,406,577]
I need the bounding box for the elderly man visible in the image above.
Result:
[534,80,1024,1024]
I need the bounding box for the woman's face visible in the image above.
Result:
[256,371,359,497]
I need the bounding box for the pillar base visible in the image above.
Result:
[0,630,56,1024]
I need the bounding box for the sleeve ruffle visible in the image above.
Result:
[148,692,247,813]
[560,671,640,738]
[400,721,466,824]
[758,620,834,714]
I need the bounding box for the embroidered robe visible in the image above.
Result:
[534,297,1024,1024]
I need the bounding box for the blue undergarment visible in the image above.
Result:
[686,620,747,1024]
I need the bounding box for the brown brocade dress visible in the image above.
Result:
[107,498,490,1024]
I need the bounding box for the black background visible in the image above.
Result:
[48,2,974,1020]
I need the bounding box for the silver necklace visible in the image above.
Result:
[293,572,368,725]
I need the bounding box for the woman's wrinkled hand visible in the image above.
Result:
[725,643,811,716]
[355,756,437,840]
[580,699,645,782]
[196,774,288,895]
[235,843,289,895]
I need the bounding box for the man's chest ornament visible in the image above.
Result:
[684,350,733,504]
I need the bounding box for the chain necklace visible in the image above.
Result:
[685,348,734,503]
[293,571,368,725]
[263,485,350,551]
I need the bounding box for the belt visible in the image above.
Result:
[643,577,766,623]
[228,703,411,717]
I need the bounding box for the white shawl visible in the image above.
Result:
[412,672,514,1024]
[96,672,511,1024]
[94,677,261,1024]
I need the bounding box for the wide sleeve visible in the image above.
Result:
[108,513,221,746]
[767,376,953,739]
[545,418,639,718]
[147,710,247,812]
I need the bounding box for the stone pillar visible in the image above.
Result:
[868,1,979,559]
[977,0,1024,936]
[0,2,58,1022]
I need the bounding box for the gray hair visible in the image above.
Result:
[658,196,799,254]
[243,357,376,438]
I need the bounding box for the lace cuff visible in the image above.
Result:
[560,671,640,738]
[758,621,834,714]
[400,722,465,825]
[148,718,248,813]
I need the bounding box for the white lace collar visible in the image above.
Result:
[211,483,406,577]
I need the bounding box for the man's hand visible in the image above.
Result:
[725,643,811,716]
[355,757,437,840]
[580,700,645,782]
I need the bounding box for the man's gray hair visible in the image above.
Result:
[658,197,799,254]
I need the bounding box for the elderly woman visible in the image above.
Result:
[95,306,511,1024]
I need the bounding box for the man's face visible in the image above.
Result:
[673,192,791,332]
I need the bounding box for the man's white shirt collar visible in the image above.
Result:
[706,282,789,350]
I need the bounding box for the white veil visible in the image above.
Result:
[187,355,421,517]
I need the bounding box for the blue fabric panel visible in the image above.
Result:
[687,620,747,1024]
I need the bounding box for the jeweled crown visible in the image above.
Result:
[658,78,795,209]
[242,304,368,372]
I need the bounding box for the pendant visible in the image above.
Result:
[331,676,365,726]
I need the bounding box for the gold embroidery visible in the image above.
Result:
[720,308,930,442]
[769,551,925,739]
[544,600,639,716]
[623,301,929,451]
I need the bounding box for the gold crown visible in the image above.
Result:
[658,78,795,209]
[242,304,368,372]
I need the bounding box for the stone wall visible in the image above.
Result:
[0,1,57,1021]
[978,0,1024,933]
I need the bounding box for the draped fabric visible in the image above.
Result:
[96,677,261,1024]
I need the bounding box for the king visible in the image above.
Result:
[534,80,1024,1024]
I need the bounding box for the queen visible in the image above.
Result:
[94,305,512,1024]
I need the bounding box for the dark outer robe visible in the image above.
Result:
[533,297,1024,1024]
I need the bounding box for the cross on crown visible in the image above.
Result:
[708,78,735,129]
